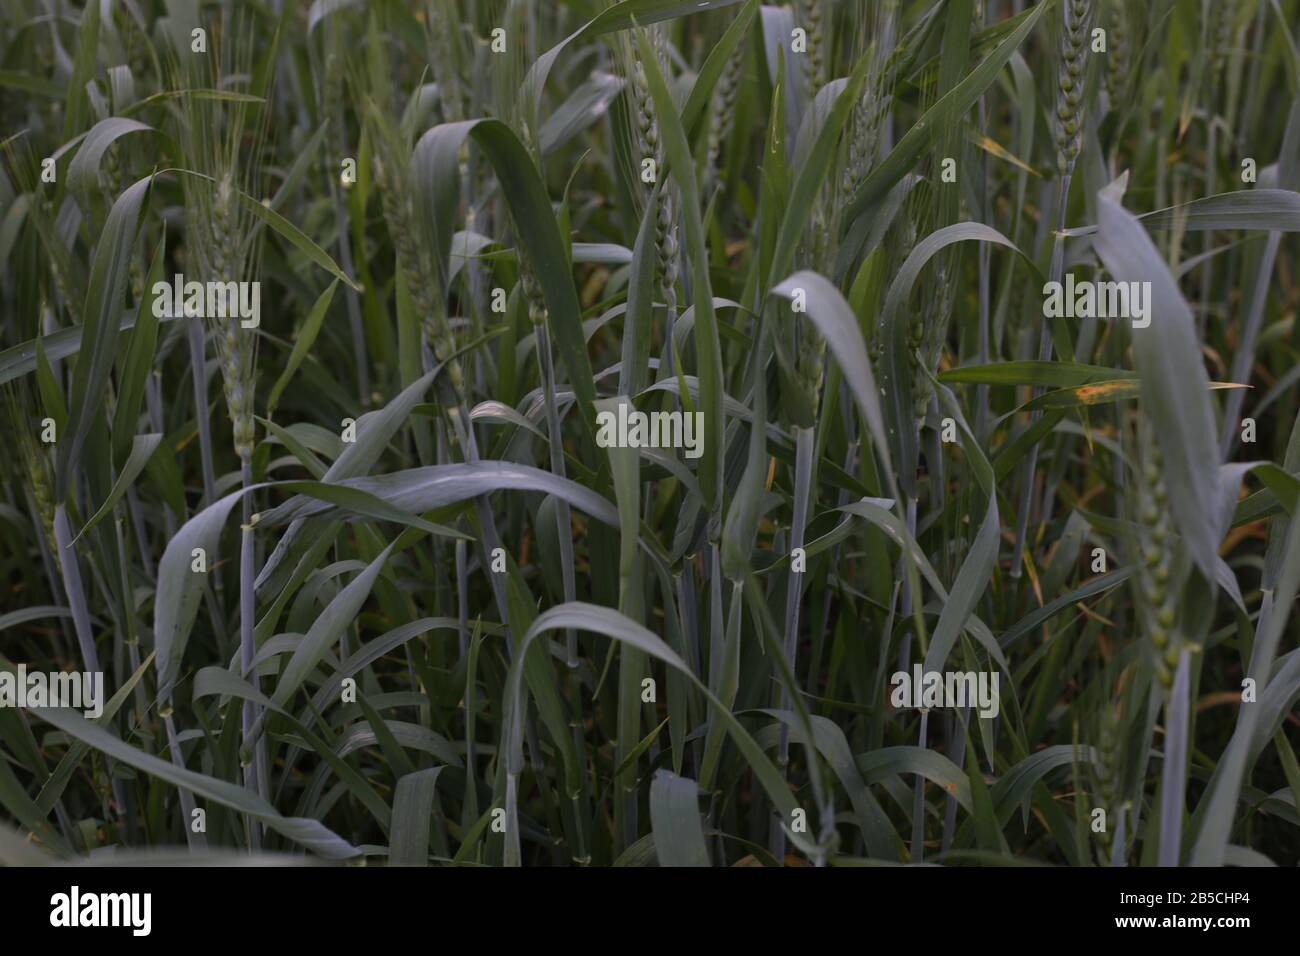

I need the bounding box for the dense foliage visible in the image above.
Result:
[2,0,1299,867]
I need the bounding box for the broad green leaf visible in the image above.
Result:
[154,488,250,699]
[67,118,155,205]
[38,708,361,859]
[762,711,899,859]
[56,174,153,498]
[390,768,445,866]
[856,747,973,814]
[501,603,798,865]
[267,280,339,417]
[938,360,1137,388]
[260,462,618,530]
[72,433,161,544]
[1065,189,1300,238]
[1093,194,1225,585]
[111,234,166,465]
[877,222,1033,497]
[772,272,896,502]
[269,543,396,712]
[540,72,624,155]
[649,770,710,867]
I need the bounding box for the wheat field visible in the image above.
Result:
[1,0,1299,869]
